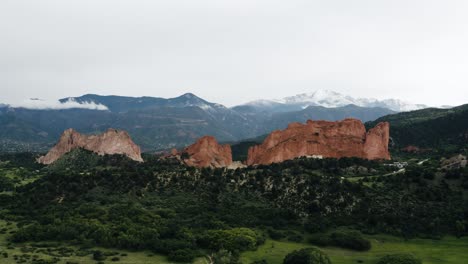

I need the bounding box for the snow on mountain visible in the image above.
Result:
[279,90,356,108]
[244,89,428,112]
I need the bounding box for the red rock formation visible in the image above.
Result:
[401,145,433,154]
[38,128,143,164]
[182,136,232,168]
[363,122,391,160]
[170,148,179,156]
[402,145,418,153]
[247,119,390,165]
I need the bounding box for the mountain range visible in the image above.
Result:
[237,89,428,113]
[0,90,439,152]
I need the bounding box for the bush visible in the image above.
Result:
[93,250,106,261]
[287,233,304,242]
[304,218,329,233]
[377,254,422,264]
[329,230,371,251]
[308,230,371,251]
[251,260,268,264]
[199,228,263,252]
[283,248,331,264]
[167,249,196,263]
[210,249,240,264]
[308,235,331,247]
[267,229,286,240]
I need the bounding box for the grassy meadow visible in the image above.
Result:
[241,236,468,264]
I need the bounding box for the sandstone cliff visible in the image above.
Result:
[247,119,390,165]
[38,128,143,164]
[182,136,232,168]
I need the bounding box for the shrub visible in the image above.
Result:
[283,248,331,264]
[329,230,371,251]
[251,260,268,264]
[308,230,371,251]
[308,235,331,247]
[377,253,422,264]
[93,250,106,261]
[287,233,304,242]
[168,249,196,263]
[304,218,329,233]
[210,249,240,264]
[267,229,286,240]
[199,228,263,252]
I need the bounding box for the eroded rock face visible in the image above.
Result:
[182,136,232,168]
[441,154,467,169]
[38,128,143,164]
[363,122,391,160]
[247,118,390,165]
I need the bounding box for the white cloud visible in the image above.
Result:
[8,98,109,110]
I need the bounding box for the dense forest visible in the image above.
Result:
[366,104,468,151]
[0,148,467,263]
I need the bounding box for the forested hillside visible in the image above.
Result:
[366,104,468,151]
[0,149,467,263]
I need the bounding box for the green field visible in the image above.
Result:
[3,219,468,264]
[0,220,178,264]
[241,236,468,264]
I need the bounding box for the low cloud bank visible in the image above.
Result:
[7,98,109,110]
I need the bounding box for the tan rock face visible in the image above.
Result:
[363,122,391,160]
[247,118,390,165]
[182,136,232,168]
[38,128,143,164]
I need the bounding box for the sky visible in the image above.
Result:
[1,0,468,108]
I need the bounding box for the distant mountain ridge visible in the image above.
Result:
[0,91,432,152]
[238,89,428,112]
[59,93,226,113]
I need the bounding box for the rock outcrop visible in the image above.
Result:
[402,145,421,153]
[38,128,143,164]
[247,119,390,165]
[441,154,467,169]
[182,136,232,168]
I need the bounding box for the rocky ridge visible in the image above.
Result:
[38,128,143,164]
[181,136,232,168]
[247,118,390,165]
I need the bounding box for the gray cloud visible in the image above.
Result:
[8,98,109,110]
[0,0,467,107]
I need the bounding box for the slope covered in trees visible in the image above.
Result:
[366,104,468,151]
[0,149,467,262]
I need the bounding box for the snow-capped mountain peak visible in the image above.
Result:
[279,89,357,108]
[241,89,428,112]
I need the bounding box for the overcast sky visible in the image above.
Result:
[1,0,468,107]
